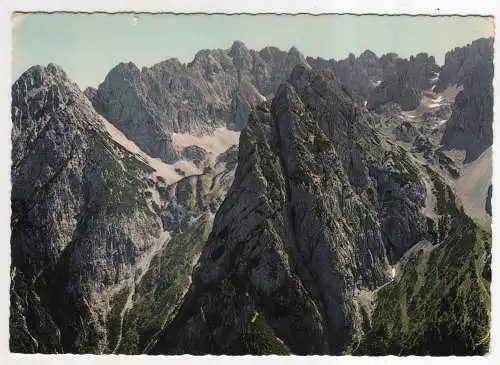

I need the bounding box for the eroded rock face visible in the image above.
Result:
[307,50,397,100]
[11,64,168,353]
[486,185,492,216]
[394,121,419,143]
[367,55,440,111]
[308,51,439,111]
[87,42,309,163]
[153,66,431,355]
[435,37,494,92]
[440,38,494,162]
[10,64,236,354]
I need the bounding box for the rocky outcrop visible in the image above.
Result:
[435,37,494,92]
[87,42,309,163]
[394,121,418,143]
[153,66,434,355]
[367,55,440,111]
[440,38,494,162]
[215,144,239,171]
[307,50,398,100]
[181,145,210,168]
[486,185,492,216]
[308,51,439,110]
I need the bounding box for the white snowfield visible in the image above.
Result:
[455,147,492,220]
[440,84,464,102]
[425,95,443,109]
[100,116,201,184]
[172,127,240,162]
[401,84,461,123]
[431,71,440,84]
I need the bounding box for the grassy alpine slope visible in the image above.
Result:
[357,168,491,355]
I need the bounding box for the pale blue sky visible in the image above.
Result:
[12,13,495,88]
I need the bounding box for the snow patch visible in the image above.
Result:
[172,127,240,162]
[439,84,464,102]
[100,116,201,184]
[421,170,438,220]
[426,95,443,108]
[431,71,440,83]
[455,147,492,219]
[401,110,418,120]
[251,312,258,323]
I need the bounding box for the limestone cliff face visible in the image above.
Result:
[307,50,395,100]
[86,42,309,163]
[367,54,440,111]
[435,37,494,92]
[10,64,235,354]
[11,64,165,353]
[308,51,439,111]
[153,66,433,355]
[440,38,494,162]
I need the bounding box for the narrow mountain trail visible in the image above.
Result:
[373,265,398,294]
[361,239,437,319]
[112,280,135,353]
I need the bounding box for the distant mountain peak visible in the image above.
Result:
[230,40,248,52]
[359,49,378,60]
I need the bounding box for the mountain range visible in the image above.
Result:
[10,37,493,355]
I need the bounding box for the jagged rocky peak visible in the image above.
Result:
[14,62,69,84]
[367,53,439,111]
[12,63,98,164]
[153,65,434,355]
[436,37,494,92]
[287,45,309,65]
[306,48,440,110]
[145,58,188,79]
[116,60,141,74]
[100,61,143,93]
[14,62,71,100]
[409,53,440,89]
[358,49,378,63]
[307,49,389,100]
[188,47,233,74]
[83,85,98,101]
[440,37,493,162]
[228,40,253,70]
[86,42,313,164]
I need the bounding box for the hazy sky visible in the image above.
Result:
[12,13,495,88]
